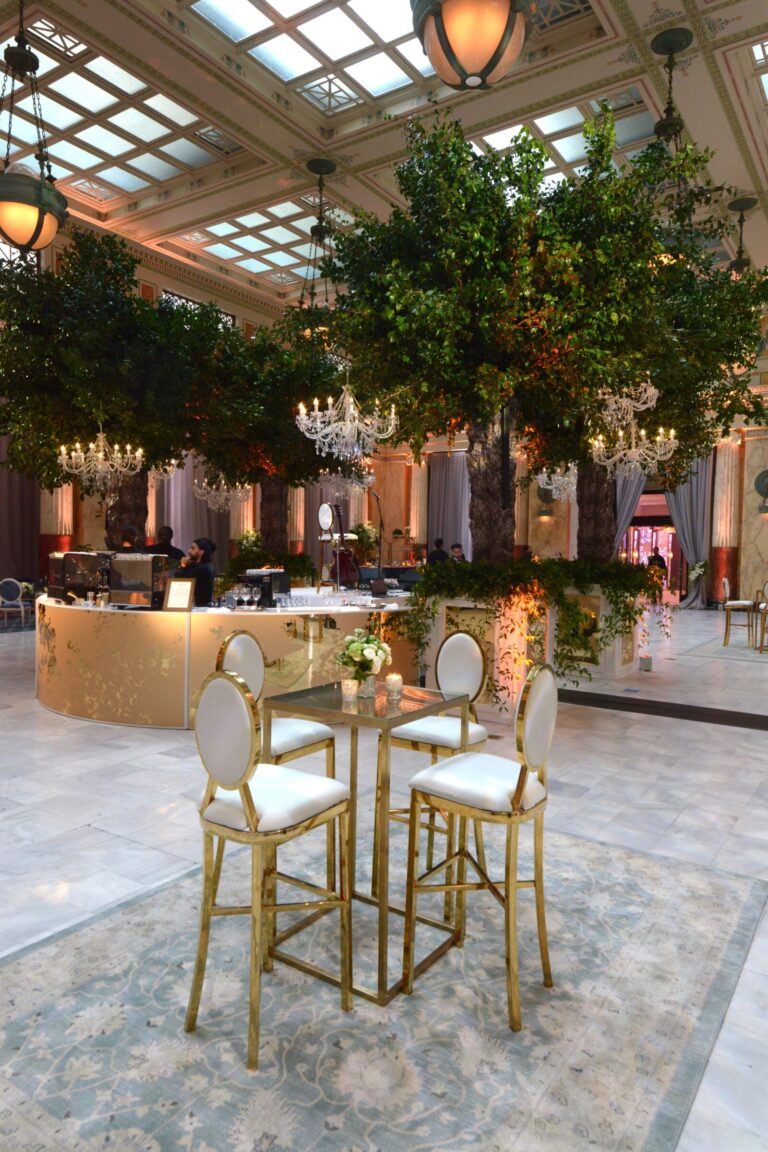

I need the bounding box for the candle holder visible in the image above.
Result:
[385,672,403,698]
[340,679,359,701]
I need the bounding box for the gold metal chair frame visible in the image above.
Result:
[722,580,754,647]
[216,629,338,886]
[185,670,352,1070]
[377,630,490,896]
[402,664,554,1031]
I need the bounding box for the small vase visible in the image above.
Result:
[357,674,376,698]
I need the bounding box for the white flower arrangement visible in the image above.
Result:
[689,561,709,583]
[337,627,392,681]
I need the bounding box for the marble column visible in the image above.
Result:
[289,486,305,553]
[39,484,74,574]
[409,460,428,547]
[711,436,742,599]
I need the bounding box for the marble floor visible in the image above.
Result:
[1,609,767,1150]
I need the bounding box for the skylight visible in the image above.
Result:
[298,10,373,60]
[48,73,118,113]
[108,108,170,141]
[85,57,146,95]
[191,0,272,43]
[347,0,414,41]
[249,35,320,81]
[345,53,410,96]
[144,94,197,127]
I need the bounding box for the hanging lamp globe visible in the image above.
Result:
[0,11,68,253]
[410,0,531,91]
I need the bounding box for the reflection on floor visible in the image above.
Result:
[1,608,766,1151]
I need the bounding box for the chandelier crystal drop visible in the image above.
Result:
[319,460,376,497]
[536,463,578,500]
[193,474,251,514]
[297,385,397,462]
[57,430,143,493]
[600,378,660,427]
[148,459,179,484]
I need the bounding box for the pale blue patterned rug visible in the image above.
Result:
[0,828,764,1152]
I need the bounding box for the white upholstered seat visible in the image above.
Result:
[393,716,487,749]
[186,670,352,1070]
[403,663,557,1032]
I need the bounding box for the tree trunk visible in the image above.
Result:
[104,472,149,549]
[259,474,289,556]
[466,417,516,563]
[576,459,617,561]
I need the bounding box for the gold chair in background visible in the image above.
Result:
[185,669,352,1070]
[722,577,754,647]
[402,663,557,1031]
[756,580,768,653]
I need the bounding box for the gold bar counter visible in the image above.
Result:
[35,596,415,729]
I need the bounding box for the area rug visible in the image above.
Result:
[0,828,764,1152]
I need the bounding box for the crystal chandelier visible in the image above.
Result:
[57,430,143,493]
[297,384,397,462]
[148,459,179,484]
[319,460,376,497]
[537,463,578,500]
[0,0,68,252]
[193,474,251,514]
[600,378,660,427]
[591,424,677,478]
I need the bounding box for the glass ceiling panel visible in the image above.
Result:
[262,225,302,244]
[207,222,238,236]
[268,0,324,16]
[48,140,101,169]
[534,106,583,135]
[613,110,655,147]
[234,235,270,252]
[18,93,82,130]
[345,53,410,96]
[264,250,299,266]
[482,124,523,151]
[48,73,118,113]
[396,38,435,76]
[85,57,146,95]
[108,108,170,141]
[551,132,587,163]
[235,210,270,228]
[69,177,119,202]
[348,0,414,41]
[298,10,373,60]
[0,111,38,145]
[191,0,272,42]
[249,34,320,80]
[99,166,150,192]
[75,124,133,155]
[159,139,213,167]
[128,153,184,180]
[237,257,271,274]
[144,94,197,127]
[761,74,768,100]
[203,242,244,259]
[267,200,303,217]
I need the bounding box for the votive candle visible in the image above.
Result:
[385,672,403,697]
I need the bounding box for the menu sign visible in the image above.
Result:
[163,578,196,611]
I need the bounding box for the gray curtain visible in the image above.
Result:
[613,465,646,555]
[427,452,472,559]
[155,456,229,573]
[0,436,41,580]
[303,480,353,573]
[666,455,713,609]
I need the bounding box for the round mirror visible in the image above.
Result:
[318,503,334,531]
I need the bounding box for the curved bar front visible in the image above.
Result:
[35,597,414,729]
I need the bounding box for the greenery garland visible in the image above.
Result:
[384,558,663,694]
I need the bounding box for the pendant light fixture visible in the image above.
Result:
[299,156,336,336]
[727,196,757,277]
[410,0,530,91]
[650,26,693,148]
[0,0,67,252]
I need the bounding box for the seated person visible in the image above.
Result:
[174,537,217,607]
[145,525,184,561]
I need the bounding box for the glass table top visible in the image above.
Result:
[263,681,468,729]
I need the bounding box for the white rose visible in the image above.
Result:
[363,646,376,660]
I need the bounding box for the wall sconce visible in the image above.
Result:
[755,469,768,513]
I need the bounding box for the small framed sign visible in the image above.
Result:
[163,577,196,612]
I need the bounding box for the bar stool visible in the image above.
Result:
[756,580,768,653]
[722,577,754,647]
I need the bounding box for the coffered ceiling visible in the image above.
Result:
[2,0,768,316]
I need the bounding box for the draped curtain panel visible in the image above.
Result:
[0,436,41,580]
[613,466,646,556]
[427,452,472,559]
[303,480,353,573]
[155,456,229,573]
[666,456,713,609]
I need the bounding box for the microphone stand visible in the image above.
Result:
[371,490,384,578]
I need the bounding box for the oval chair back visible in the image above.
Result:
[722,576,731,601]
[195,670,260,791]
[0,577,22,605]
[435,631,486,702]
[515,664,558,793]
[216,630,266,701]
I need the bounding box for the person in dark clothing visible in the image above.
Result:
[427,538,449,564]
[117,525,143,552]
[450,543,468,562]
[647,546,667,573]
[175,537,217,606]
[146,525,184,561]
